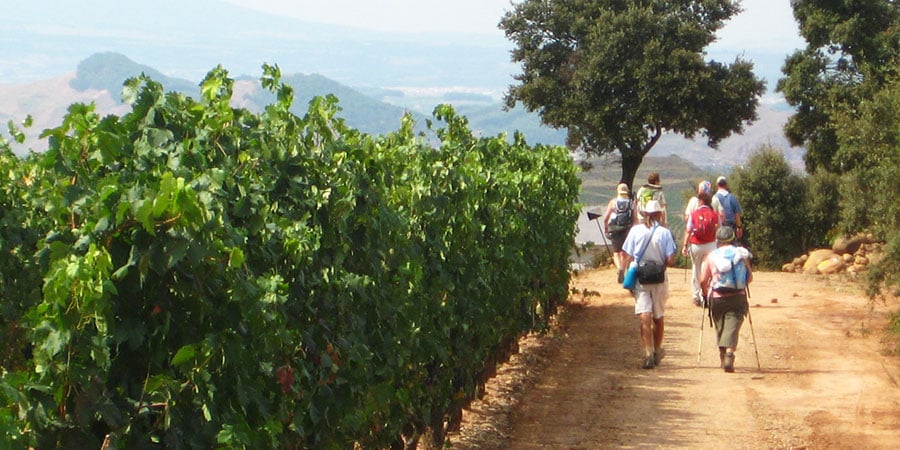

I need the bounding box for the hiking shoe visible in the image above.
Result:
[653,347,666,366]
[723,352,735,373]
[642,355,655,369]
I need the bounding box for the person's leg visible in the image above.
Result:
[689,243,703,304]
[649,284,667,365]
[614,250,625,282]
[653,317,664,350]
[640,312,654,352]
[635,290,656,368]
[652,317,665,365]
[717,295,747,372]
[690,242,716,305]
[611,233,627,282]
[640,312,655,369]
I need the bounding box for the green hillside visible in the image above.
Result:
[244,73,430,136]
[71,52,198,96]
[68,53,429,136]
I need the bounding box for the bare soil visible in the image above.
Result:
[444,267,900,449]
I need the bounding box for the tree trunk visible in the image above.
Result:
[620,150,644,192]
[620,131,659,191]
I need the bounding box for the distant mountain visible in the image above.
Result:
[1,52,562,153]
[3,0,516,91]
[71,52,199,97]
[647,100,805,171]
[2,52,803,175]
[241,72,429,136]
[2,53,432,153]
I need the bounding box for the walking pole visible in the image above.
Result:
[697,293,706,365]
[745,286,762,371]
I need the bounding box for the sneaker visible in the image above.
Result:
[653,347,666,366]
[723,352,735,373]
[642,355,655,369]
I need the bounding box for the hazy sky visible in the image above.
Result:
[224,0,806,51]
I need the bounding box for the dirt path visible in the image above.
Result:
[445,267,900,449]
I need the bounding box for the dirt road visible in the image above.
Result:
[446,267,900,449]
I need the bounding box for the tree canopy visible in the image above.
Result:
[777,0,900,296]
[777,0,900,174]
[499,0,765,188]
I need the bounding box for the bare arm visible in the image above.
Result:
[698,257,711,295]
[602,199,614,234]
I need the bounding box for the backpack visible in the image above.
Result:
[689,205,717,244]
[709,246,749,293]
[638,185,661,212]
[715,191,738,226]
[608,198,633,233]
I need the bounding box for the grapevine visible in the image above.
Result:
[0,65,580,448]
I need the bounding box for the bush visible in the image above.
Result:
[0,68,581,448]
[802,170,842,250]
[833,76,900,297]
[731,147,806,268]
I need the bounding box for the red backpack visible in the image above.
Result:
[689,205,718,244]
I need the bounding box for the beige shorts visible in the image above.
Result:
[634,279,668,319]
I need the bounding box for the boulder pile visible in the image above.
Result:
[782,234,883,275]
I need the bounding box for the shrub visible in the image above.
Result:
[731,146,806,268]
[802,170,842,250]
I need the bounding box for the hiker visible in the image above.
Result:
[684,180,712,218]
[603,182,636,283]
[710,176,743,242]
[699,226,753,372]
[636,172,667,226]
[682,191,719,306]
[622,200,677,369]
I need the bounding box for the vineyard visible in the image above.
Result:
[0,65,581,448]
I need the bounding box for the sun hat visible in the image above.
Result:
[716,176,727,186]
[698,180,712,194]
[616,183,629,196]
[716,225,736,243]
[643,199,663,214]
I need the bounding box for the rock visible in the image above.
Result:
[792,257,803,266]
[833,235,868,255]
[804,249,838,274]
[782,263,795,273]
[855,255,870,266]
[842,253,855,263]
[800,254,809,262]
[817,256,845,274]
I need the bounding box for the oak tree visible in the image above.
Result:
[777,0,900,174]
[500,0,765,188]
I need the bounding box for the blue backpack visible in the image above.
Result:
[710,246,749,293]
